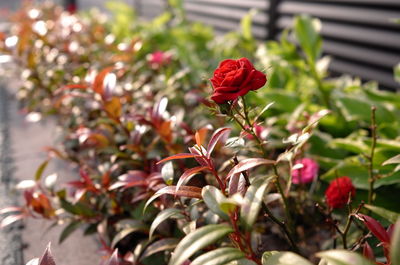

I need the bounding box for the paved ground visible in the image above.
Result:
[0,79,101,265]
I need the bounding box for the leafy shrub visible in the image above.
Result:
[1,2,400,265]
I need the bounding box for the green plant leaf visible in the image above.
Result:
[317,250,375,265]
[294,15,322,64]
[241,9,257,40]
[191,247,245,265]
[111,221,148,248]
[149,208,184,239]
[382,154,400,166]
[59,221,81,244]
[140,238,179,261]
[161,162,174,185]
[262,251,279,264]
[35,159,50,181]
[364,204,400,224]
[240,176,273,230]
[262,251,312,265]
[202,185,229,220]
[168,224,233,265]
[329,139,369,154]
[391,220,400,265]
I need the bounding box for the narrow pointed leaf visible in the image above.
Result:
[157,153,202,164]
[149,208,184,239]
[391,220,400,265]
[176,166,209,192]
[317,250,375,265]
[35,159,50,181]
[111,222,148,248]
[59,221,81,244]
[202,185,229,220]
[140,238,179,261]
[168,224,233,265]
[207,128,231,158]
[240,176,273,230]
[364,204,400,224]
[362,242,374,260]
[144,186,202,212]
[359,214,390,244]
[262,251,312,265]
[226,158,275,180]
[0,214,23,228]
[382,154,400,166]
[191,247,245,265]
[107,249,119,265]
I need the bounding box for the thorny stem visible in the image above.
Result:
[367,106,377,204]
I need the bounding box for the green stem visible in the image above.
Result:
[367,106,377,205]
[309,63,330,108]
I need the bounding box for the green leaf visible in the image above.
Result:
[111,221,148,248]
[191,247,245,265]
[59,221,81,244]
[329,139,369,154]
[149,208,184,239]
[140,238,179,261]
[202,186,229,220]
[168,224,233,265]
[262,251,279,264]
[240,176,273,230]
[294,15,322,64]
[364,204,400,224]
[35,159,50,181]
[262,251,312,265]
[391,220,400,265]
[317,250,375,265]
[241,9,257,40]
[382,154,400,166]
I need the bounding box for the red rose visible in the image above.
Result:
[210,58,266,104]
[325,176,356,209]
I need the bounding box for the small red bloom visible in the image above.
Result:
[148,51,171,69]
[292,158,319,184]
[210,58,266,104]
[325,176,356,209]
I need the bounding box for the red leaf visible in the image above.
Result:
[54,84,88,94]
[362,242,375,260]
[39,243,56,265]
[157,153,202,165]
[226,158,275,180]
[207,127,231,158]
[228,173,246,196]
[176,166,209,192]
[93,67,114,96]
[359,214,390,244]
[188,146,209,167]
[157,186,202,199]
[195,131,202,147]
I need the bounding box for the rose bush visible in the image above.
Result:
[1,2,400,265]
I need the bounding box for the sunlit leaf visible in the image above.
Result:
[358,214,390,244]
[202,185,229,220]
[391,220,400,265]
[161,162,174,185]
[207,128,231,158]
[262,251,312,265]
[364,204,400,224]
[240,176,273,230]
[382,154,400,166]
[191,247,245,265]
[226,158,275,180]
[139,238,179,261]
[168,224,233,265]
[149,208,184,239]
[144,186,202,212]
[157,153,202,164]
[35,159,50,181]
[316,250,375,265]
[176,166,209,192]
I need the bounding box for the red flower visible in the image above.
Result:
[325,176,356,209]
[210,58,266,104]
[292,158,319,184]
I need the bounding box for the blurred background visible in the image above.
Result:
[1,0,399,89]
